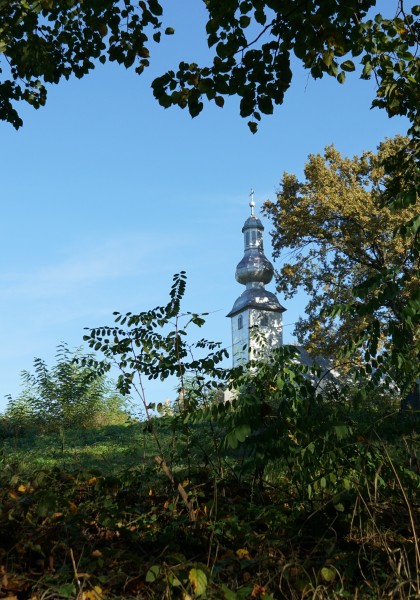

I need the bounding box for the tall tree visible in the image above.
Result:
[263,136,419,365]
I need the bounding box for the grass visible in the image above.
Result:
[2,423,160,473]
[0,411,419,599]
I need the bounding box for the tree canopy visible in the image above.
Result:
[263,136,419,366]
[0,1,418,134]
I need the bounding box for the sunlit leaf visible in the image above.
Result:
[188,568,207,596]
[321,567,336,582]
[146,565,161,582]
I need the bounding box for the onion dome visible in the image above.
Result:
[227,193,285,317]
[235,197,275,285]
[235,246,274,286]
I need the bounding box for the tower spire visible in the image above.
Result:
[249,188,255,216]
[227,192,286,366]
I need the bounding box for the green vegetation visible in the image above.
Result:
[0,1,418,135]
[2,344,130,440]
[263,136,419,367]
[0,384,418,599]
[1,2,418,596]
[1,274,418,599]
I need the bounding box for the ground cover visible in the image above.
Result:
[0,408,418,600]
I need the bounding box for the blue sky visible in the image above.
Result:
[0,1,410,411]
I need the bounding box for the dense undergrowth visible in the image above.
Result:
[0,274,418,598]
[0,402,418,600]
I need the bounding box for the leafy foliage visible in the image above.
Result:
[0,0,166,128]
[263,136,419,368]
[0,376,418,598]
[1,1,418,134]
[82,272,229,414]
[153,1,420,133]
[0,277,419,598]
[2,344,129,436]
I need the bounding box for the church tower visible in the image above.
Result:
[227,193,286,367]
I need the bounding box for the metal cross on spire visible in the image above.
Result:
[249,188,255,216]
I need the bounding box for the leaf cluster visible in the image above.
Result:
[2,343,129,435]
[152,1,419,134]
[263,136,419,366]
[82,272,229,402]
[0,0,166,128]
[0,361,418,598]
[1,1,418,135]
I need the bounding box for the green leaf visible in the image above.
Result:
[258,95,273,114]
[188,98,204,118]
[323,49,334,68]
[337,71,346,84]
[189,568,207,596]
[148,0,163,16]
[255,9,266,25]
[362,61,372,77]
[57,584,77,597]
[168,573,182,586]
[146,565,161,582]
[341,60,355,72]
[247,120,258,134]
[225,424,251,449]
[334,424,351,440]
[321,567,336,582]
[235,423,251,443]
[37,492,57,517]
[221,584,237,600]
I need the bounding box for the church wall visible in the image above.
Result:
[231,309,250,367]
[231,309,283,366]
[249,309,283,361]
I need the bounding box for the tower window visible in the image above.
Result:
[238,315,243,330]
